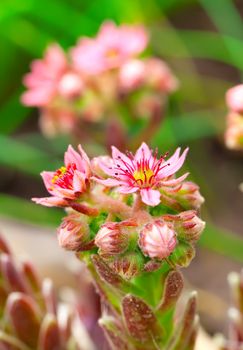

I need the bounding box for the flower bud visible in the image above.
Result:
[111,253,144,279]
[163,210,205,242]
[57,213,90,251]
[91,155,114,178]
[95,221,137,255]
[144,58,179,93]
[139,220,177,260]
[57,72,84,99]
[225,112,243,150]
[226,84,243,114]
[175,181,204,210]
[119,59,145,92]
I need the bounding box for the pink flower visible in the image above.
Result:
[226,84,243,113]
[139,220,177,259]
[39,108,77,138]
[21,44,67,106]
[32,145,91,207]
[71,21,148,74]
[225,113,243,150]
[94,142,188,206]
[22,44,83,107]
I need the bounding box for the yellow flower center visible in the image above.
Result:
[52,166,67,184]
[133,168,154,186]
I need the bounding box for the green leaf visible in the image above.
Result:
[0,134,61,175]
[0,194,62,227]
[199,223,243,263]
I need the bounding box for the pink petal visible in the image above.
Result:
[160,172,189,187]
[64,145,90,174]
[117,185,138,194]
[160,148,189,178]
[134,142,152,161]
[140,188,161,206]
[40,171,55,194]
[111,146,134,169]
[32,197,68,207]
[73,171,85,192]
[92,177,121,187]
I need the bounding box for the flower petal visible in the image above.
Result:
[160,148,189,178]
[117,185,138,194]
[134,142,152,161]
[32,197,68,207]
[92,177,121,187]
[140,188,161,206]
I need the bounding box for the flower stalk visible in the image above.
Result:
[33,142,205,349]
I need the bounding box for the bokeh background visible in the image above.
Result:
[0,0,243,337]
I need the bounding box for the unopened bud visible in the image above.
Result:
[57,72,84,99]
[119,59,145,92]
[139,220,177,260]
[175,181,204,210]
[163,210,205,242]
[57,213,90,251]
[225,112,243,150]
[95,221,137,255]
[226,84,243,113]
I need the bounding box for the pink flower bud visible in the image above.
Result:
[95,221,137,255]
[163,210,205,242]
[111,253,143,279]
[175,181,204,210]
[226,84,243,113]
[144,58,179,93]
[119,59,145,92]
[139,220,177,259]
[225,112,243,150]
[57,213,90,251]
[57,72,84,99]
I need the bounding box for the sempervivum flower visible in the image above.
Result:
[22,44,83,107]
[58,213,90,251]
[71,21,148,74]
[139,220,177,259]
[32,145,91,207]
[226,84,243,114]
[95,220,137,255]
[94,142,188,206]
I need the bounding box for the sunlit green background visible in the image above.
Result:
[0,0,242,286]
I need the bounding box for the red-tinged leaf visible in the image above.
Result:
[6,292,41,348]
[21,260,41,294]
[0,255,30,294]
[0,284,8,314]
[157,270,184,311]
[91,255,128,290]
[170,292,198,350]
[0,235,11,255]
[42,279,57,315]
[38,314,62,350]
[99,316,133,350]
[122,294,163,344]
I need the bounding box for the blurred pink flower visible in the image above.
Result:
[71,21,148,74]
[226,84,243,113]
[139,220,177,259]
[22,44,83,107]
[225,113,243,150]
[39,108,77,138]
[119,59,145,92]
[94,142,188,206]
[32,145,91,207]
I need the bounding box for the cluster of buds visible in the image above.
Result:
[225,85,243,150]
[33,142,205,278]
[33,142,204,349]
[0,234,94,350]
[21,21,178,139]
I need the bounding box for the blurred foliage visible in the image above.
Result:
[0,0,242,262]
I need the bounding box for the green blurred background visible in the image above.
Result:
[0,0,243,333]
